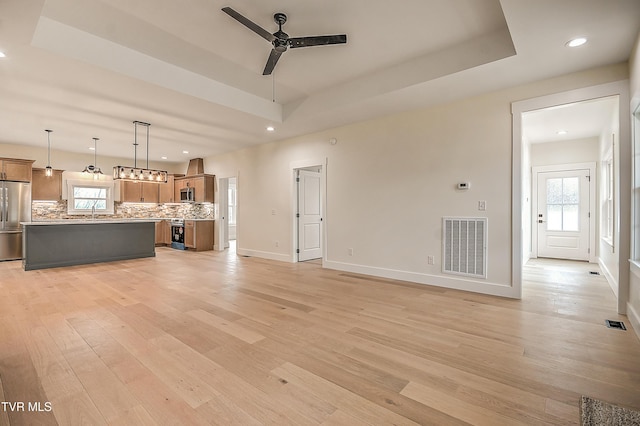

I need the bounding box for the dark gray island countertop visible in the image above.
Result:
[21,220,156,271]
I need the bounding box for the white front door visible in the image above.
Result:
[297,170,322,261]
[537,169,591,260]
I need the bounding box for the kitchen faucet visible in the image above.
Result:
[91,199,98,220]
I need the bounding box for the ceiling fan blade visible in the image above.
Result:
[289,34,347,48]
[221,7,275,42]
[263,49,283,75]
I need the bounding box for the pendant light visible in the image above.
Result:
[44,129,53,177]
[82,137,103,179]
[113,121,168,183]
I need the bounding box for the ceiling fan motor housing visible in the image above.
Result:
[273,13,289,52]
[273,31,289,52]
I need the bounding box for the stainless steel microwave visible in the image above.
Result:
[180,187,195,202]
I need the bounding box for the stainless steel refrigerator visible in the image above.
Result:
[0,181,31,260]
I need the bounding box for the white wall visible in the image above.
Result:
[628,30,640,339]
[522,137,532,263]
[530,138,600,166]
[631,32,640,105]
[205,63,629,298]
[599,109,621,296]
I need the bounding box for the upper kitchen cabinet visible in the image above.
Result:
[119,180,159,203]
[192,175,215,203]
[32,168,63,201]
[174,174,215,203]
[158,174,177,203]
[0,158,34,182]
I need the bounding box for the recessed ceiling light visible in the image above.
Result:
[0,51,6,58]
[89,147,95,150]
[557,130,568,135]
[161,156,167,160]
[182,150,189,154]
[566,37,587,48]
[266,126,275,132]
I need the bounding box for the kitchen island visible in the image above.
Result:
[21,220,157,271]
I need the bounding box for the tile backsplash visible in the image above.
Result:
[32,201,216,221]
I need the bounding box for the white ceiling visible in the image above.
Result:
[0,0,639,163]
[523,96,619,144]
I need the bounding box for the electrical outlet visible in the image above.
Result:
[271,209,276,215]
[427,255,434,265]
[275,240,279,247]
[348,248,354,256]
[478,200,486,211]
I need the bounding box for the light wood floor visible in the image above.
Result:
[0,250,639,425]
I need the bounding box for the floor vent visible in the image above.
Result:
[605,320,627,330]
[589,271,600,275]
[442,217,487,279]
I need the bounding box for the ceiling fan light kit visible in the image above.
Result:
[222,7,347,75]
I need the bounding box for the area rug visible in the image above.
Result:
[581,396,640,425]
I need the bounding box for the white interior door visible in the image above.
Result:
[297,169,322,261]
[537,169,590,260]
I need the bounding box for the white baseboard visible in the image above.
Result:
[627,302,640,342]
[236,247,293,263]
[234,252,518,298]
[598,258,618,297]
[323,260,518,298]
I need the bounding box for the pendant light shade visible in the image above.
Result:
[113,121,168,183]
[44,129,53,177]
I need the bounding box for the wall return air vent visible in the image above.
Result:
[442,217,487,279]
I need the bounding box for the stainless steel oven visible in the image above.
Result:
[170,219,186,250]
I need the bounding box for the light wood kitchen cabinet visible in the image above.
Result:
[193,175,215,203]
[0,158,34,182]
[184,220,214,251]
[155,220,173,246]
[174,174,215,203]
[158,175,176,203]
[162,220,172,245]
[32,168,64,200]
[120,181,159,203]
[184,220,194,248]
[155,220,164,245]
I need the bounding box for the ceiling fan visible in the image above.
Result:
[222,7,347,75]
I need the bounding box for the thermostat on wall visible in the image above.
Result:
[457,182,470,190]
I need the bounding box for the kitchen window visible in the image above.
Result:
[67,179,115,215]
